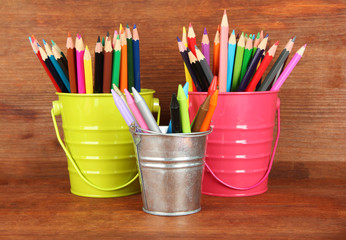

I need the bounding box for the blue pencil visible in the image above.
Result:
[43,39,70,92]
[167,82,189,133]
[133,24,141,92]
[226,30,236,92]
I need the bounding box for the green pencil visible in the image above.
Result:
[126,24,135,92]
[252,32,260,58]
[231,32,245,91]
[240,35,254,82]
[177,84,191,133]
[111,33,121,87]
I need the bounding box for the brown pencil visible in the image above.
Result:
[66,32,77,93]
[191,95,211,132]
[103,32,113,93]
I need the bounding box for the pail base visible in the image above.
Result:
[142,207,201,216]
[202,188,268,197]
[71,189,141,198]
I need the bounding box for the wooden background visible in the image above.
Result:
[0,0,345,238]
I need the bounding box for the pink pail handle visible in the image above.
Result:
[204,98,281,191]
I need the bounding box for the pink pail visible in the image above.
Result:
[189,91,280,197]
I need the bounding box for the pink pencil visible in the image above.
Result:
[124,89,149,130]
[218,10,229,92]
[271,44,306,91]
[75,35,85,93]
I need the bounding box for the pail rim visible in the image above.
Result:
[189,90,279,95]
[129,125,212,137]
[56,88,156,97]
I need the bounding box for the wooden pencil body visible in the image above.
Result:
[103,51,113,93]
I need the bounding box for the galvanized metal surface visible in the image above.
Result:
[130,127,211,216]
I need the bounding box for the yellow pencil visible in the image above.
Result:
[84,45,93,94]
[182,26,194,92]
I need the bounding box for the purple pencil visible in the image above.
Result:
[201,28,210,66]
[271,44,306,91]
[75,35,85,93]
[111,89,137,127]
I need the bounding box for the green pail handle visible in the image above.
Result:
[51,102,139,192]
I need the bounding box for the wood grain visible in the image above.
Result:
[0,0,345,237]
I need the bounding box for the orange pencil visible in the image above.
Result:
[119,27,128,92]
[199,90,219,132]
[212,25,220,76]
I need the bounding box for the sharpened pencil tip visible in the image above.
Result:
[292,36,296,42]
[51,40,55,46]
[68,32,71,37]
[265,33,269,38]
[42,39,46,45]
[194,45,199,50]
[204,28,207,34]
[232,29,235,35]
[177,37,181,42]
[97,36,100,42]
[189,23,192,27]
[303,44,307,48]
[217,25,220,31]
[126,24,129,28]
[252,35,255,40]
[256,32,260,39]
[275,41,279,45]
[106,31,110,37]
[29,36,32,43]
[134,24,136,29]
[223,9,226,14]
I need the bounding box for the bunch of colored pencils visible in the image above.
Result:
[177,10,306,93]
[112,78,218,134]
[29,24,141,94]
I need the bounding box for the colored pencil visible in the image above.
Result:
[120,27,128,92]
[218,10,229,92]
[273,36,297,85]
[30,37,61,92]
[66,33,77,93]
[124,89,148,130]
[133,24,141,92]
[103,32,113,93]
[212,25,220,76]
[237,37,267,92]
[177,84,190,133]
[126,25,135,92]
[177,37,203,92]
[252,32,260,57]
[94,36,103,93]
[271,44,306,91]
[191,95,210,132]
[111,89,137,127]
[182,26,195,92]
[208,76,217,96]
[240,34,254,82]
[75,35,86,93]
[195,46,213,85]
[201,28,210,66]
[199,90,219,132]
[245,41,279,92]
[132,87,161,133]
[226,29,236,92]
[111,33,121,89]
[83,45,93,94]
[187,48,209,91]
[51,40,68,69]
[231,32,245,91]
[187,23,197,57]
[255,33,269,90]
[258,38,295,91]
[170,93,182,133]
[43,40,70,92]
[112,30,117,48]
[52,43,69,80]
[37,43,68,92]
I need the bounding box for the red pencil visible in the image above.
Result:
[245,41,279,92]
[187,23,197,57]
[29,36,61,92]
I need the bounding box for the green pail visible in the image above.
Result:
[51,89,160,198]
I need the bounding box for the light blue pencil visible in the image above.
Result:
[167,82,189,133]
[226,30,236,92]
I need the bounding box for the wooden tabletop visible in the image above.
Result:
[1,176,345,239]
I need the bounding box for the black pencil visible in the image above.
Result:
[94,36,103,93]
[187,48,209,91]
[170,93,181,133]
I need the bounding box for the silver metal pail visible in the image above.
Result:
[130,126,212,216]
